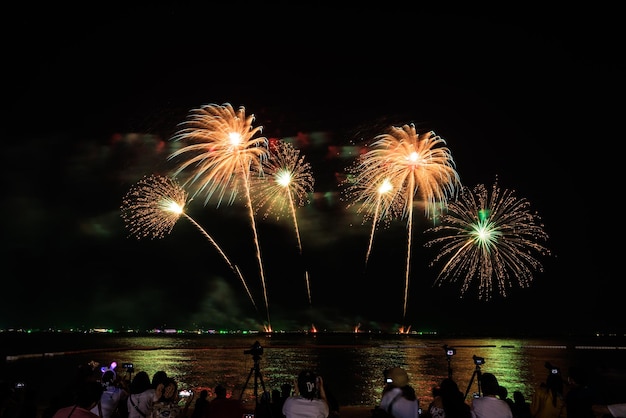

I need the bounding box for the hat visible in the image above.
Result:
[387,367,409,387]
[297,370,318,399]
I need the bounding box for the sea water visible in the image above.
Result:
[2,332,625,411]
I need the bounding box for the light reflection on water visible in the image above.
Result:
[3,333,626,409]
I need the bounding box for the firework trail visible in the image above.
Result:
[343,174,405,265]
[251,139,315,304]
[345,124,460,323]
[424,179,551,300]
[120,174,256,310]
[167,103,272,329]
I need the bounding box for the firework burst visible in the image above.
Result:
[345,124,460,322]
[250,139,315,305]
[121,174,189,240]
[251,139,314,253]
[167,103,272,329]
[424,179,551,300]
[343,173,407,265]
[120,174,257,309]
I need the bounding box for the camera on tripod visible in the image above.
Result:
[244,341,263,357]
[473,355,485,366]
[444,345,456,357]
[544,361,559,374]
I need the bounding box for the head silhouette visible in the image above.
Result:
[215,385,227,399]
[297,370,318,400]
[479,373,500,396]
[387,367,409,388]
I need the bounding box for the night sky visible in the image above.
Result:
[3,7,622,335]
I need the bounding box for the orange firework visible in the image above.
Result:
[168,103,272,329]
[345,124,461,324]
[251,139,315,305]
[251,139,314,253]
[120,174,257,310]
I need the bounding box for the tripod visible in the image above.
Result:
[464,363,482,399]
[240,353,267,404]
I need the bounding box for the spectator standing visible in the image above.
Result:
[127,372,155,418]
[427,377,471,418]
[207,385,244,418]
[91,370,129,418]
[529,372,566,418]
[510,391,531,418]
[282,370,329,418]
[151,373,168,392]
[190,390,209,418]
[499,386,515,412]
[377,367,420,418]
[565,366,598,418]
[43,363,100,418]
[52,381,104,418]
[151,377,192,418]
[469,372,512,418]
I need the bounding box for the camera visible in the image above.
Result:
[385,378,393,384]
[122,363,134,372]
[473,355,485,366]
[15,382,25,389]
[243,341,263,357]
[444,345,456,357]
[544,361,559,374]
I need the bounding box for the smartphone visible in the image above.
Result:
[179,390,192,397]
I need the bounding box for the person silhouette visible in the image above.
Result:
[530,371,565,418]
[207,385,244,418]
[127,372,155,418]
[90,370,129,418]
[565,366,599,418]
[152,377,192,418]
[190,390,209,418]
[377,367,420,418]
[282,370,328,418]
[469,372,512,418]
[427,377,471,418]
[52,381,104,418]
[511,391,531,418]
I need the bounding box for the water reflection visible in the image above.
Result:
[3,334,626,408]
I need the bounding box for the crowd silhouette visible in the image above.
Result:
[2,357,625,418]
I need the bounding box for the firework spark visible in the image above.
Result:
[167,103,272,329]
[120,174,257,309]
[343,174,406,265]
[424,179,551,300]
[252,139,314,253]
[345,124,460,322]
[251,139,315,304]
